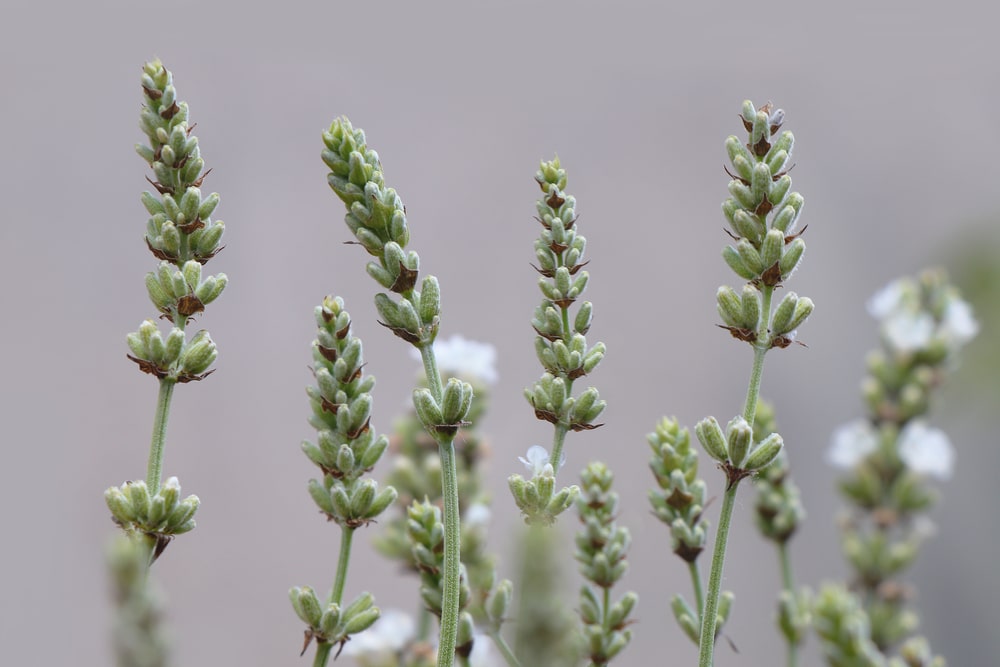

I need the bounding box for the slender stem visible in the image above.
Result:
[688,561,705,620]
[145,378,176,496]
[437,437,461,667]
[778,542,799,667]
[697,483,739,667]
[311,526,357,667]
[329,527,355,606]
[488,630,522,667]
[698,284,775,666]
[420,343,444,403]
[549,422,570,477]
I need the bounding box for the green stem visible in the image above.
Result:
[418,341,462,667]
[688,561,705,620]
[437,437,461,667]
[697,483,739,667]
[698,284,774,666]
[488,630,522,667]
[778,543,799,667]
[312,526,356,667]
[145,378,176,496]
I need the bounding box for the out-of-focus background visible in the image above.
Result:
[2,1,998,665]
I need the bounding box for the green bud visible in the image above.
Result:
[750,163,771,206]
[413,388,444,428]
[745,432,784,471]
[779,238,805,279]
[359,435,389,470]
[580,586,601,625]
[607,592,638,629]
[196,220,224,256]
[671,595,700,644]
[145,272,172,311]
[456,611,476,652]
[194,274,227,305]
[736,239,764,275]
[198,192,220,220]
[105,486,136,524]
[330,486,352,518]
[164,328,185,364]
[731,208,763,245]
[125,481,152,517]
[574,301,593,334]
[769,175,792,208]
[351,479,377,516]
[342,591,375,619]
[761,229,784,271]
[336,444,355,472]
[741,285,762,329]
[440,378,473,424]
[487,579,513,626]
[722,246,758,280]
[728,180,756,211]
[290,587,322,627]
[726,417,753,467]
[418,276,440,323]
[180,331,217,375]
[582,342,606,374]
[319,604,342,636]
[770,292,799,335]
[165,496,199,531]
[308,478,334,515]
[695,417,728,462]
[364,486,397,519]
[717,286,743,328]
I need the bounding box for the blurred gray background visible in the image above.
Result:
[2,1,998,665]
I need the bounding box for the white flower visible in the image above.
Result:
[882,310,935,353]
[940,298,978,349]
[342,609,415,658]
[867,279,906,319]
[518,445,565,476]
[410,335,498,385]
[828,420,879,469]
[898,420,954,480]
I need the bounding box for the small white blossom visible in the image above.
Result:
[882,310,935,353]
[940,298,978,349]
[828,420,879,469]
[898,420,954,480]
[342,609,414,658]
[867,279,906,319]
[518,445,565,476]
[411,335,498,385]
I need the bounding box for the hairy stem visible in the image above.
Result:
[145,378,176,496]
[688,561,705,620]
[437,438,461,667]
[488,630,522,667]
[312,526,356,667]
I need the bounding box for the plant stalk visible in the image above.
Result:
[312,526,356,667]
[145,378,176,496]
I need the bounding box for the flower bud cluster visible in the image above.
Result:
[301,297,397,528]
[322,118,442,349]
[104,476,200,561]
[695,415,784,484]
[814,585,887,667]
[406,500,477,658]
[513,158,603,526]
[752,402,805,545]
[647,417,709,562]
[290,587,381,656]
[527,158,606,432]
[575,462,637,666]
[825,271,977,655]
[128,59,227,382]
[508,445,579,526]
[718,101,813,349]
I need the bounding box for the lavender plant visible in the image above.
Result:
[320,119,476,667]
[649,101,813,667]
[818,270,977,666]
[509,158,606,526]
[289,296,397,666]
[105,59,225,563]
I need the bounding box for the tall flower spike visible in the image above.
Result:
[322,118,469,667]
[824,270,976,658]
[291,296,396,665]
[108,59,229,563]
[512,158,604,525]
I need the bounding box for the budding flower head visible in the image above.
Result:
[519,445,565,477]
[898,420,954,480]
[410,334,498,385]
[828,420,878,469]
